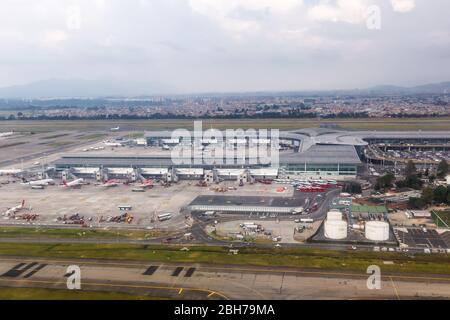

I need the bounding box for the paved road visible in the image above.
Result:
[1,256,450,300]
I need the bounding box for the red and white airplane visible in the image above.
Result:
[2,200,25,216]
[99,179,119,188]
[297,186,326,193]
[135,179,153,189]
[62,178,84,188]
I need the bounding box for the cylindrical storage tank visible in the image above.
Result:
[365,221,389,241]
[327,211,342,221]
[324,220,347,240]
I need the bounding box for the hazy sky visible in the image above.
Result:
[1,0,450,93]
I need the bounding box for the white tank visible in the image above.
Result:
[327,211,342,221]
[324,220,347,240]
[365,221,390,241]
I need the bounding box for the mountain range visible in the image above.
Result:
[0,79,449,98]
[0,79,175,99]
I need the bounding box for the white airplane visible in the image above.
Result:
[103,140,123,147]
[100,179,119,188]
[0,131,14,138]
[110,127,120,132]
[2,200,25,216]
[0,169,22,176]
[21,178,55,187]
[63,178,84,188]
[135,179,153,189]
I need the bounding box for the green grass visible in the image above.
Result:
[0,287,161,300]
[125,132,145,138]
[0,227,169,241]
[2,118,450,132]
[78,133,108,140]
[0,242,449,275]
[44,141,74,148]
[434,211,450,228]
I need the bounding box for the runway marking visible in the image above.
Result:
[1,263,26,278]
[172,267,184,277]
[24,264,47,279]
[143,266,158,276]
[0,278,229,300]
[185,267,195,277]
[1,262,39,278]
[1,257,450,283]
[390,277,401,300]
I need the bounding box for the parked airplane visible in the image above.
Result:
[135,179,153,189]
[0,131,14,138]
[21,178,55,187]
[2,200,25,216]
[297,186,326,193]
[103,140,123,147]
[62,178,84,188]
[0,169,22,176]
[110,126,120,132]
[100,179,119,188]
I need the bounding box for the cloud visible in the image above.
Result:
[390,0,416,13]
[188,0,303,35]
[0,0,449,92]
[307,0,371,24]
[41,29,68,47]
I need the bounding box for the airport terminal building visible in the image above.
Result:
[52,128,450,182]
[54,128,363,181]
[54,146,360,181]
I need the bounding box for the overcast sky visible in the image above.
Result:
[1,0,449,93]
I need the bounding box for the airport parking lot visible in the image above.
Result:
[215,220,299,243]
[396,228,449,250]
[385,149,450,163]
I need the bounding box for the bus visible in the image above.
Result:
[158,213,173,221]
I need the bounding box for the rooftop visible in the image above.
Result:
[54,144,362,168]
[280,145,361,165]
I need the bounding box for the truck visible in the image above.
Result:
[158,213,173,221]
[291,207,304,215]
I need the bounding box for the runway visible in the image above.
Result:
[1,256,450,300]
